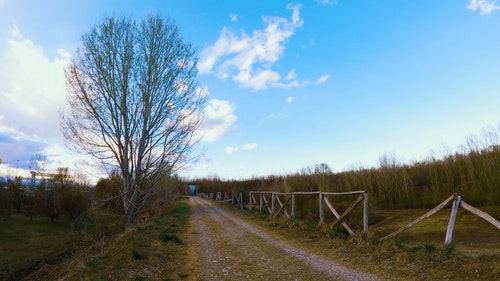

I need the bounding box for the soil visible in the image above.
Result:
[183,197,380,281]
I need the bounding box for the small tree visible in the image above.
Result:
[34,183,61,223]
[61,15,206,226]
[59,189,89,219]
[94,173,124,213]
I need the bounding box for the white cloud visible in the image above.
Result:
[319,0,338,6]
[234,69,281,90]
[0,26,70,137]
[286,97,295,103]
[225,146,239,154]
[226,143,257,154]
[285,69,296,80]
[195,85,210,99]
[198,99,237,142]
[0,26,71,166]
[467,0,500,14]
[273,80,301,89]
[272,73,330,89]
[230,14,238,22]
[316,74,330,84]
[243,143,257,150]
[199,4,304,90]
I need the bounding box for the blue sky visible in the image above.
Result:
[0,0,499,181]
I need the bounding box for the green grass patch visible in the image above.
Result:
[84,256,103,267]
[158,233,183,244]
[130,247,146,260]
[0,212,80,280]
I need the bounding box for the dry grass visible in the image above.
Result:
[221,202,500,281]
[371,206,500,256]
[11,198,499,280]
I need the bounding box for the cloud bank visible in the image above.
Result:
[199,4,308,90]
[467,0,500,14]
[198,99,237,142]
[0,26,70,168]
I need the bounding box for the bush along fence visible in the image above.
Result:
[379,193,500,245]
[248,190,369,236]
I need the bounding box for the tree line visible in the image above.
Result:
[0,168,90,223]
[0,167,187,226]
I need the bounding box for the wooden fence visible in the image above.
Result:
[379,193,500,244]
[200,191,245,209]
[199,190,499,245]
[248,191,369,236]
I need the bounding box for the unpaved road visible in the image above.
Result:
[184,197,379,281]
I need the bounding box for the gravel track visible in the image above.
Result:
[184,197,379,281]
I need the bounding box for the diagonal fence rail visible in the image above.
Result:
[249,191,369,236]
[379,193,500,244]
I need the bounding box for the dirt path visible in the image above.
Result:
[183,197,379,281]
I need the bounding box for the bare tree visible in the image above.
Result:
[61,15,206,226]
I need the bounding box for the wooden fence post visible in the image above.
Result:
[259,193,263,213]
[249,192,253,210]
[363,191,369,235]
[445,195,461,245]
[271,193,276,214]
[319,193,325,224]
[291,193,296,219]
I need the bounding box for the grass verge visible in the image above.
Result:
[0,213,81,280]
[220,202,500,281]
[43,197,191,281]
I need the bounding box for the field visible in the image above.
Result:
[239,203,500,280]
[0,213,80,280]
[1,198,498,280]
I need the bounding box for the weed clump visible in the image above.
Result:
[84,257,102,267]
[158,233,183,245]
[130,248,145,260]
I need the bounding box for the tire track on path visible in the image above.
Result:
[185,197,379,281]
